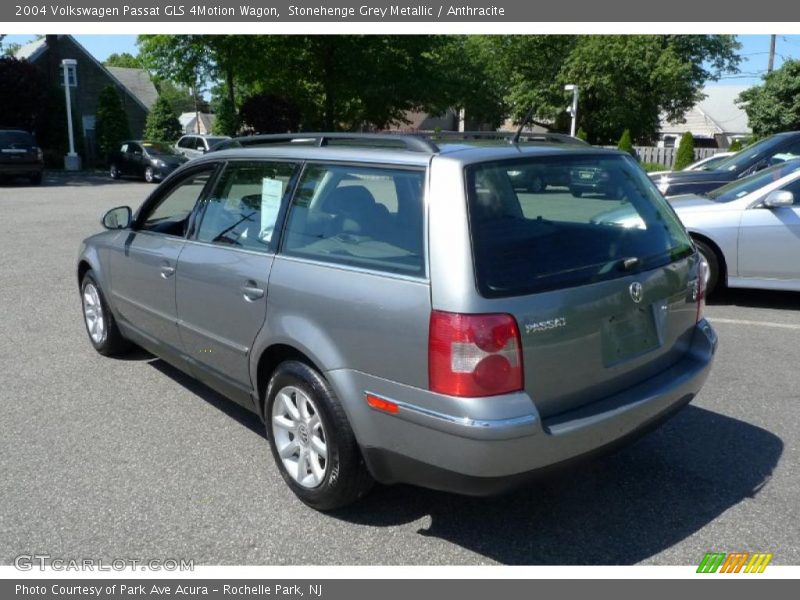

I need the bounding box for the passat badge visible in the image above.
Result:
[629,282,643,303]
[524,317,566,335]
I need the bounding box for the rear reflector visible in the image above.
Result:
[429,310,523,397]
[365,393,399,414]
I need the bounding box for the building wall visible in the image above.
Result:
[36,36,149,164]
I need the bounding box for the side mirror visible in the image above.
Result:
[102,206,132,229]
[763,190,794,208]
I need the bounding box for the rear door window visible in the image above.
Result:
[0,131,35,147]
[466,153,693,297]
[281,164,425,276]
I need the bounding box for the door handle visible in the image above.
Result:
[160,265,175,279]
[241,280,265,301]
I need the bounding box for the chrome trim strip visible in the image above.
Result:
[364,391,539,441]
[276,255,430,284]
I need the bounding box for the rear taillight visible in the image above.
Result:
[429,310,523,397]
[696,259,707,323]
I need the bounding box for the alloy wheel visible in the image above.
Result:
[82,283,106,344]
[271,385,328,488]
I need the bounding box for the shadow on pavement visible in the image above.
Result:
[146,356,782,565]
[709,287,800,311]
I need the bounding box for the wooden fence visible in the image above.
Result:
[631,146,720,169]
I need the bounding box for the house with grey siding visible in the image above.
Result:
[15,35,156,165]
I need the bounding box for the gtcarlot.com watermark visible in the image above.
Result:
[14,554,194,572]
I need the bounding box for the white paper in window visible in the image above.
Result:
[260,177,284,242]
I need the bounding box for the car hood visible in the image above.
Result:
[667,194,718,210]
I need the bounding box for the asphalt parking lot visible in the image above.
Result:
[1,174,798,566]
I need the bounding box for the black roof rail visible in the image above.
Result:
[425,130,589,146]
[210,132,439,153]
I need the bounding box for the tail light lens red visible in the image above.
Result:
[696,259,707,323]
[429,310,523,397]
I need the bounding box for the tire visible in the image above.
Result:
[80,271,130,356]
[109,164,121,180]
[694,239,721,297]
[265,360,373,511]
[144,166,155,183]
[570,187,583,198]
[30,173,43,185]
[526,175,544,193]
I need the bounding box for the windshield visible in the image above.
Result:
[142,142,176,155]
[712,135,785,173]
[694,154,731,171]
[466,154,694,297]
[707,160,800,203]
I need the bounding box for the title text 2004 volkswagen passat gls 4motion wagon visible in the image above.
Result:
[77,134,717,510]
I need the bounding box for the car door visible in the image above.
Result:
[738,177,800,281]
[175,160,299,401]
[124,142,144,176]
[108,166,218,358]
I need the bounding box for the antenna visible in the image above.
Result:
[511,105,537,145]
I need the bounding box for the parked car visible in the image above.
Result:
[651,132,800,197]
[109,141,188,183]
[648,152,734,177]
[175,134,231,161]
[77,133,716,510]
[0,129,44,185]
[594,160,800,295]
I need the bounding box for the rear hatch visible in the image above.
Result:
[466,152,699,419]
[0,130,40,166]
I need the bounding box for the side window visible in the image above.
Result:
[120,143,129,153]
[282,164,425,276]
[139,169,214,236]
[128,143,142,155]
[177,137,189,149]
[196,161,298,252]
[770,141,800,165]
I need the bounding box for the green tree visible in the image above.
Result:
[144,95,182,142]
[674,132,696,170]
[95,86,130,161]
[617,129,635,156]
[156,79,197,116]
[737,60,800,137]
[728,139,743,152]
[104,52,144,69]
[212,93,239,136]
[576,127,588,142]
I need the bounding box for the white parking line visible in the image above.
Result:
[711,317,800,331]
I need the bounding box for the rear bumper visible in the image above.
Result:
[0,163,43,177]
[327,319,717,495]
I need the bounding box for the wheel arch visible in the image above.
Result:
[254,343,324,420]
[689,231,728,284]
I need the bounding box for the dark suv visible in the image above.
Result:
[0,129,44,185]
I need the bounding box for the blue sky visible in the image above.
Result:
[3,34,800,87]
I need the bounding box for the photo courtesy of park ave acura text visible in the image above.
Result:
[1,31,799,568]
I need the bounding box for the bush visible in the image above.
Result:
[144,95,183,142]
[641,162,670,172]
[576,127,588,142]
[728,139,743,152]
[95,86,130,163]
[674,132,696,170]
[617,129,635,157]
[212,95,240,137]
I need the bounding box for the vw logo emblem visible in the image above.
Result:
[629,282,643,304]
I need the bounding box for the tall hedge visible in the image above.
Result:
[674,132,696,170]
[617,129,635,157]
[95,86,130,161]
[144,95,183,142]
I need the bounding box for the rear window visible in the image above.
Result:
[466,153,693,297]
[0,131,35,146]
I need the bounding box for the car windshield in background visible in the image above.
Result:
[142,142,175,155]
[204,137,228,147]
[0,131,35,146]
[707,160,800,203]
[466,154,694,297]
[713,135,787,173]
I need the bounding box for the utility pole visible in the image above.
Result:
[768,34,776,73]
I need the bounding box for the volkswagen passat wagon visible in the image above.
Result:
[77,133,717,510]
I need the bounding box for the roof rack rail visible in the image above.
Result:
[211,132,439,153]
[421,130,589,146]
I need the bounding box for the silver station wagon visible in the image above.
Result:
[77,133,717,510]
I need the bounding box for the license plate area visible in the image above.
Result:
[602,305,661,366]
